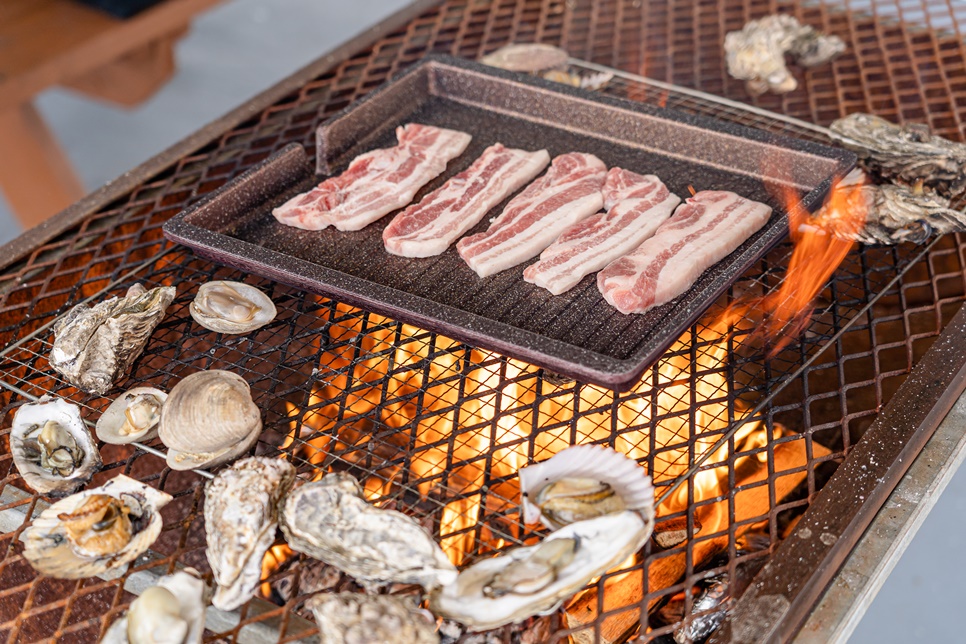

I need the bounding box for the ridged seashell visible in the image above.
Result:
[22,475,172,579]
[307,593,439,644]
[205,457,295,610]
[479,43,569,73]
[10,396,102,497]
[280,473,457,590]
[429,511,648,631]
[518,444,655,530]
[101,568,208,644]
[189,281,276,335]
[49,284,176,395]
[158,370,262,471]
[96,387,167,445]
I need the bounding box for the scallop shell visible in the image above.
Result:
[101,568,208,644]
[518,444,655,530]
[205,457,295,610]
[280,472,457,590]
[307,593,439,644]
[429,511,648,631]
[96,387,167,445]
[10,396,102,497]
[189,281,276,335]
[22,475,172,579]
[158,370,261,471]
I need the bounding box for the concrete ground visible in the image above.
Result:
[0,1,961,641]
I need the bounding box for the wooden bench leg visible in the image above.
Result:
[0,103,86,230]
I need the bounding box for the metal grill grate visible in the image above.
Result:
[2,1,966,642]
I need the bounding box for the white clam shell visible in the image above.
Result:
[101,568,208,644]
[189,281,276,335]
[96,387,167,445]
[22,475,172,579]
[10,396,102,497]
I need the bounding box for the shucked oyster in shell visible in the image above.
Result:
[101,568,208,644]
[280,472,457,591]
[49,284,176,395]
[205,457,295,610]
[10,395,101,497]
[189,281,276,335]
[22,475,172,579]
[96,387,167,445]
[307,593,439,644]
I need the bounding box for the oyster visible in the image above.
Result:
[479,43,569,73]
[205,457,295,610]
[96,387,167,445]
[158,370,262,471]
[10,396,101,496]
[429,511,648,631]
[280,473,457,590]
[22,475,172,579]
[518,444,655,531]
[189,281,276,335]
[306,593,439,644]
[49,284,176,395]
[101,568,208,644]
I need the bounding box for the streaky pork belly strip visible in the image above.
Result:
[272,123,472,232]
[523,168,681,295]
[383,144,550,258]
[597,190,772,314]
[456,153,607,278]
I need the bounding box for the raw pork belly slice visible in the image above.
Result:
[272,124,472,232]
[383,144,550,258]
[456,153,607,278]
[597,190,772,314]
[523,168,680,295]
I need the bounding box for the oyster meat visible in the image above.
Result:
[96,387,167,445]
[429,511,649,631]
[205,457,295,610]
[518,444,655,531]
[189,281,276,335]
[22,475,172,579]
[49,284,176,395]
[101,568,208,644]
[158,370,262,471]
[307,593,439,644]
[280,472,457,590]
[10,395,101,496]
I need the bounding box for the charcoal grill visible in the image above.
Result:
[3,1,966,642]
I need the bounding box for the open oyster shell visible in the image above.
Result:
[101,568,208,644]
[205,457,295,610]
[22,475,172,579]
[10,396,101,497]
[307,593,439,644]
[49,284,176,395]
[280,473,457,591]
[189,281,276,335]
[96,387,167,445]
[429,511,648,631]
[158,370,262,471]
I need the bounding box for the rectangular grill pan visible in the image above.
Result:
[163,55,855,388]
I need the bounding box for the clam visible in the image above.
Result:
[10,396,101,497]
[280,472,457,591]
[518,444,655,531]
[189,281,276,334]
[158,370,261,471]
[101,568,208,644]
[205,457,295,610]
[96,387,167,445]
[429,511,649,631]
[49,283,176,395]
[307,593,439,644]
[22,475,172,579]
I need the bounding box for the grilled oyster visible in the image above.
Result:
[10,396,101,496]
[22,475,172,579]
[158,370,261,471]
[189,281,276,335]
[96,387,167,445]
[49,284,176,395]
[307,593,438,644]
[429,511,648,631]
[205,457,295,610]
[280,473,457,591]
[101,568,208,644]
[479,43,569,73]
[518,445,655,531]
